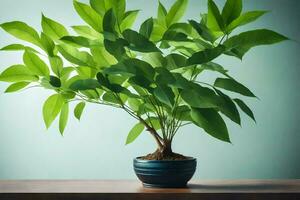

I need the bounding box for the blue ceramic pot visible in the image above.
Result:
[133,157,197,188]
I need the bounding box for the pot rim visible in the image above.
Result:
[134,156,196,163]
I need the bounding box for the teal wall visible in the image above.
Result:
[0,0,299,179]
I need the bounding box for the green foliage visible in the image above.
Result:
[122,29,161,53]
[0,21,42,48]
[41,14,69,41]
[214,78,256,97]
[125,122,144,144]
[57,44,95,66]
[49,56,63,77]
[43,94,65,129]
[0,0,287,147]
[207,0,224,31]
[0,44,38,53]
[224,29,288,59]
[4,82,30,93]
[23,50,50,76]
[139,18,154,39]
[0,65,38,82]
[121,10,140,32]
[73,0,103,32]
[234,98,256,122]
[226,11,267,32]
[74,102,86,120]
[221,0,242,26]
[166,0,188,27]
[59,102,69,134]
[191,108,230,143]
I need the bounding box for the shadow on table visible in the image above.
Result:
[188,183,292,190]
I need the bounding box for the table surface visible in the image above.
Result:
[1,180,299,193]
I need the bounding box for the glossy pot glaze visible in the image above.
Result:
[133,157,196,188]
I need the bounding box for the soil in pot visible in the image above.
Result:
[140,149,187,160]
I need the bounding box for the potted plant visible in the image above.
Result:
[0,0,287,188]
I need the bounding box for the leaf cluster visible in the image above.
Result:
[0,0,287,145]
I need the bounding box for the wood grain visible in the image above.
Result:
[0,180,299,200]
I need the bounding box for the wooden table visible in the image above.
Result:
[0,180,299,200]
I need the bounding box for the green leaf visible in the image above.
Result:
[125,122,144,145]
[199,62,228,75]
[59,102,69,135]
[158,1,167,20]
[165,53,187,70]
[153,85,175,107]
[221,0,242,26]
[234,98,256,122]
[187,45,225,65]
[4,82,30,93]
[81,89,101,99]
[76,66,97,78]
[90,0,125,22]
[23,50,50,76]
[0,21,42,47]
[155,67,175,85]
[91,47,117,67]
[41,14,69,41]
[120,10,140,32]
[215,89,241,125]
[69,79,100,90]
[122,29,161,53]
[0,65,38,82]
[57,44,95,66]
[74,102,86,120]
[145,117,161,130]
[61,67,75,81]
[170,73,192,89]
[139,18,153,39]
[1,44,24,51]
[0,44,37,53]
[40,32,55,56]
[43,93,65,129]
[49,56,63,77]
[71,25,102,40]
[103,8,116,33]
[128,75,151,89]
[162,31,189,42]
[166,0,188,27]
[142,52,166,68]
[151,19,168,42]
[60,36,102,48]
[226,11,267,32]
[189,20,216,42]
[127,98,142,112]
[90,0,106,16]
[181,85,220,108]
[167,22,194,36]
[191,107,230,143]
[97,73,129,93]
[111,0,126,22]
[104,58,155,81]
[102,91,119,104]
[49,75,61,88]
[73,0,103,32]
[214,78,256,97]
[207,0,224,31]
[224,29,288,59]
[103,39,127,60]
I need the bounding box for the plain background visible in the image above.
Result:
[0,0,299,179]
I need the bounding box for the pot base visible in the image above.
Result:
[143,183,188,188]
